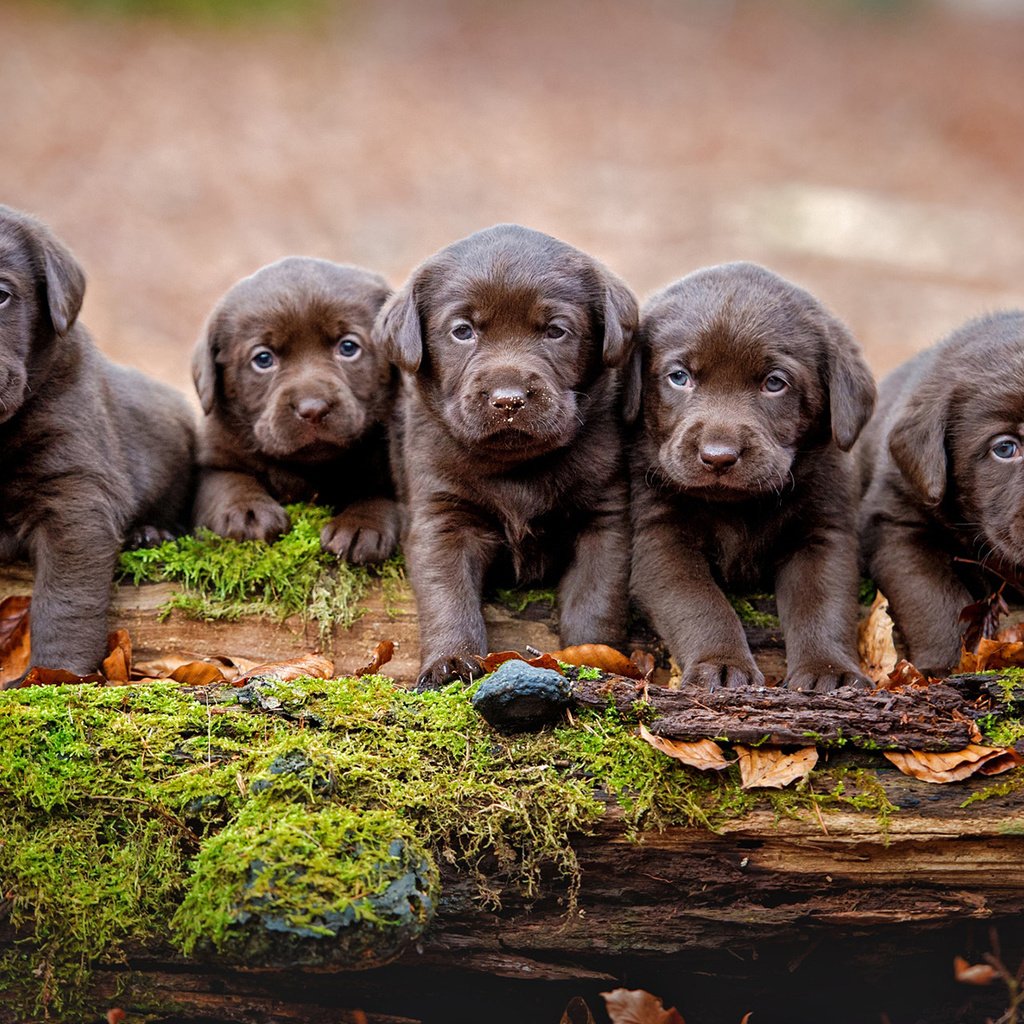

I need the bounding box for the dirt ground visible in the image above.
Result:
[4,0,1024,396]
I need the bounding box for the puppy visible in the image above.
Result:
[0,205,195,676]
[859,311,1024,676]
[191,257,399,564]
[628,262,876,692]
[377,224,638,688]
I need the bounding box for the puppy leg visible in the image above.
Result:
[632,511,762,690]
[29,518,121,674]
[406,502,499,689]
[193,469,289,542]
[775,528,867,692]
[558,490,629,648]
[866,518,970,677]
[321,497,401,565]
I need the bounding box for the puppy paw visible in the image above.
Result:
[416,654,485,691]
[125,524,177,549]
[683,660,765,691]
[205,501,290,543]
[320,501,400,565]
[784,664,870,693]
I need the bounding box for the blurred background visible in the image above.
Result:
[3,0,1024,394]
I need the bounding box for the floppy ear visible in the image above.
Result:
[374,280,423,373]
[822,318,876,452]
[600,272,638,369]
[888,388,949,506]
[621,336,644,425]
[37,228,86,337]
[192,311,225,416]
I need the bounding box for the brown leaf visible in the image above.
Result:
[629,649,656,683]
[134,653,260,681]
[549,644,642,679]
[353,639,395,677]
[481,650,565,674]
[953,955,999,986]
[879,659,931,691]
[639,723,732,771]
[235,652,334,685]
[602,988,686,1024]
[995,620,1024,644]
[959,587,1009,655]
[21,667,105,687]
[560,996,597,1024]
[168,661,228,686]
[736,745,818,789]
[106,1010,127,1024]
[101,629,133,683]
[0,595,31,687]
[858,590,898,685]
[884,744,1024,784]
[957,637,1024,673]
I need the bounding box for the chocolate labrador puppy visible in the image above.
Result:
[859,311,1024,675]
[628,262,876,691]
[378,224,638,688]
[192,257,398,563]
[0,204,195,676]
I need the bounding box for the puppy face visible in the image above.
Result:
[377,224,636,462]
[633,263,874,500]
[193,257,392,462]
[888,313,1024,566]
[0,206,86,424]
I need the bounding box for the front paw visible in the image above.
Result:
[321,504,400,564]
[125,524,177,549]
[784,662,869,693]
[416,653,485,691]
[203,500,290,543]
[681,657,764,691]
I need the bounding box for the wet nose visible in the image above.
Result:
[293,397,332,425]
[699,444,740,472]
[489,386,528,415]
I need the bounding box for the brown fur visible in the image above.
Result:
[628,262,875,692]
[377,224,638,688]
[0,205,195,677]
[858,311,1024,675]
[191,257,398,563]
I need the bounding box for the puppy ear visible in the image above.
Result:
[375,282,423,373]
[600,273,638,369]
[621,336,644,425]
[888,390,948,506]
[192,312,224,416]
[823,318,876,452]
[38,229,86,337]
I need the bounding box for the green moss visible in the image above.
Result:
[727,593,780,629]
[858,578,878,605]
[118,503,407,645]
[493,587,558,613]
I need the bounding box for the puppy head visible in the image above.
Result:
[193,257,392,461]
[634,262,875,500]
[0,205,86,423]
[889,312,1024,565]
[375,224,637,461]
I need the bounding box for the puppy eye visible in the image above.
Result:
[545,323,568,340]
[336,334,362,360]
[991,436,1022,461]
[450,322,475,343]
[762,373,789,394]
[0,288,10,308]
[667,369,692,389]
[251,348,276,371]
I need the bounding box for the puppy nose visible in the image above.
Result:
[293,397,332,424]
[489,386,528,414]
[699,444,740,472]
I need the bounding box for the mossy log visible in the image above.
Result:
[2,565,1023,1024]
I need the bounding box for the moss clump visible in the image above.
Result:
[493,587,558,613]
[727,593,781,629]
[118,503,407,644]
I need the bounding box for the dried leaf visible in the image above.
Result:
[639,723,732,771]
[858,590,898,684]
[629,649,656,682]
[884,744,1024,784]
[134,653,259,681]
[959,587,1009,654]
[879,659,931,691]
[106,1010,127,1024]
[235,652,334,685]
[21,667,104,687]
[957,637,1024,673]
[354,639,395,677]
[101,629,132,683]
[602,988,686,1024]
[549,644,642,679]
[953,955,999,986]
[560,996,597,1024]
[995,621,1024,644]
[0,595,31,687]
[481,650,564,674]
[735,745,818,789]
[168,661,228,686]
